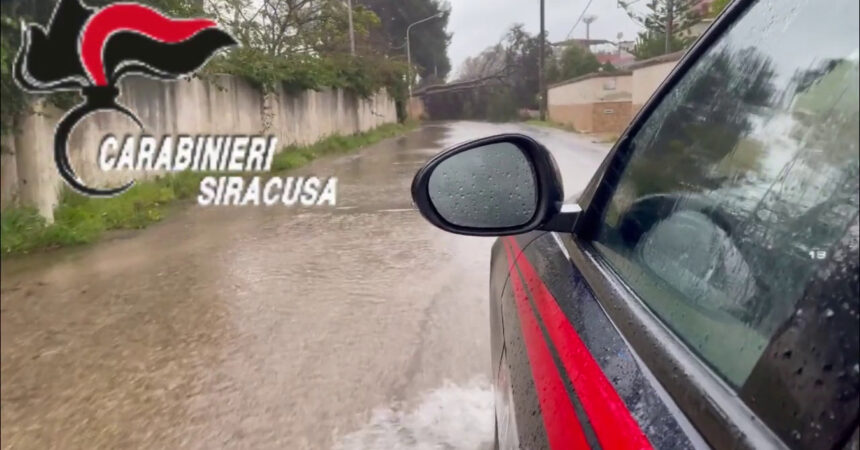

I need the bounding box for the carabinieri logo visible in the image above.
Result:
[13,0,237,196]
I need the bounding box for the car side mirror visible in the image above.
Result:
[411,133,579,236]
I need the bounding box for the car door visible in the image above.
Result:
[496,0,859,448]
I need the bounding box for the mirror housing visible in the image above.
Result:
[411,133,579,236]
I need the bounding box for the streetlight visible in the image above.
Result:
[583,15,597,43]
[406,11,444,97]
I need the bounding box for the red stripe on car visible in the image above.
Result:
[502,239,590,450]
[506,237,653,450]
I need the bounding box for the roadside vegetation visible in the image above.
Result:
[524,119,579,133]
[525,120,620,144]
[270,121,416,171]
[1,0,451,132]
[1,0,446,256]
[0,121,417,257]
[428,0,732,122]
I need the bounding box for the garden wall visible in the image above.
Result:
[0,75,397,220]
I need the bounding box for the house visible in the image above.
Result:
[617,40,636,53]
[551,38,637,69]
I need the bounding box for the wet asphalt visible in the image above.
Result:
[0,122,609,449]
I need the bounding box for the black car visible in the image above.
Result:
[411,0,859,448]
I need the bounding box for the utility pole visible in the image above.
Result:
[539,0,546,120]
[664,0,674,54]
[347,0,355,56]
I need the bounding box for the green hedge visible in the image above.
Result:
[204,49,407,101]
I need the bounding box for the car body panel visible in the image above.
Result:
[491,231,707,449]
[480,0,859,447]
[491,219,859,449]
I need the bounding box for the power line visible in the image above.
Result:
[565,0,596,40]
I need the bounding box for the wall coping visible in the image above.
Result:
[598,91,632,102]
[548,70,633,90]
[627,50,686,71]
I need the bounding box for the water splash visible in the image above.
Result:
[334,378,494,450]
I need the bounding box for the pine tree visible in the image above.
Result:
[619,0,703,59]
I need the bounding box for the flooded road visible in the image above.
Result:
[0,122,608,449]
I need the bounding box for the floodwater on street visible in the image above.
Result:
[0,122,609,449]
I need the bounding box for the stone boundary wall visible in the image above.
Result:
[0,75,397,219]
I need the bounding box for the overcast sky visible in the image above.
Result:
[446,0,643,79]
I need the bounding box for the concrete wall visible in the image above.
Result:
[548,73,633,133]
[549,101,633,134]
[549,104,592,132]
[548,53,683,133]
[407,97,426,120]
[632,59,680,111]
[0,75,397,220]
[548,74,632,106]
[0,134,19,210]
[590,101,632,134]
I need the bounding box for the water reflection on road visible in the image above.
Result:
[0,122,608,449]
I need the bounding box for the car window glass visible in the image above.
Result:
[593,0,859,388]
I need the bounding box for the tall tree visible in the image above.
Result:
[357,0,451,81]
[434,24,551,120]
[208,0,336,57]
[457,44,506,81]
[551,44,600,83]
[619,0,702,59]
[314,2,380,55]
[490,24,553,110]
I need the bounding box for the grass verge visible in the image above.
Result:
[269,121,416,171]
[0,121,417,257]
[524,119,579,133]
[525,120,620,144]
